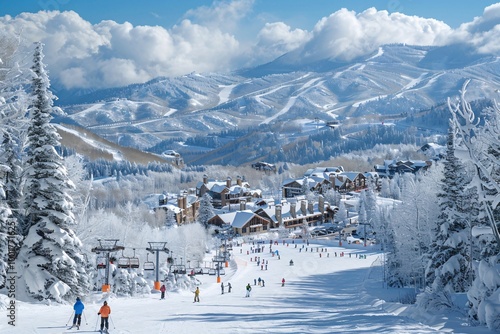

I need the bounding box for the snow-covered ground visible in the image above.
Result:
[1,238,489,333]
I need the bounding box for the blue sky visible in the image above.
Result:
[1,0,500,89]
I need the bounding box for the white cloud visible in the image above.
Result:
[2,3,500,90]
[0,10,241,89]
[448,3,500,54]
[299,8,452,62]
[255,22,311,60]
[184,0,254,32]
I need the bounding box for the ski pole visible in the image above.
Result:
[66,311,74,326]
[109,315,116,329]
[83,310,88,325]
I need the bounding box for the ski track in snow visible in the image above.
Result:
[260,77,324,125]
[218,84,237,104]
[2,238,485,334]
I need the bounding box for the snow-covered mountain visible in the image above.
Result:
[56,44,500,166]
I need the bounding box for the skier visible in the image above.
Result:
[228,282,232,293]
[194,287,200,302]
[160,284,166,299]
[70,297,84,329]
[258,277,262,286]
[98,301,111,333]
[282,278,285,287]
[221,282,224,294]
[245,283,252,297]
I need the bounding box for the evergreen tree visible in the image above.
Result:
[0,177,21,289]
[165,208,177,228]
[197,193,215,228]
[17,43,89,302]
[425,125,471,292]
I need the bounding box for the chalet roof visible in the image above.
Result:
[217,210,260,228]
[157,203,182,214]
[339,172,363,181]
[304,166,343,176]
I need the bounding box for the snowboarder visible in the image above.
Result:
[245,283,252,297]
[282,278,285,287]
[98,301,111,333]
[228,282,232,293]
[194,287,200,302]
[221,282,224,294]
[70,297,84,329]
[160,284,166,299]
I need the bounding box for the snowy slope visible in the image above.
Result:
[1,237,487,334]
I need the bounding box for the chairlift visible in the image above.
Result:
[143,253,155,271]
[117,250,131,268]
[170,264,187,274]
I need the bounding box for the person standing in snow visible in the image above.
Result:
[245,283,252,297]
[98,301,111,333]
[160,284,166,299]
[71,297,84,329]
[282,278,285,287]
[221,282,224,294]
[228,282,232,293]
[194,287,200,302]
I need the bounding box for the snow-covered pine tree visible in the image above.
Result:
[0,34,29,243]
[0,174,21,290]
[197,193,215,228]
[165,208,177,228]
[425,124,471,293]
[17,42,89,302]
[449,82,500,330]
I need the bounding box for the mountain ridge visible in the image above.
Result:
[54,43,500,166]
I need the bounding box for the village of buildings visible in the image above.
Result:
[146,159,432,242]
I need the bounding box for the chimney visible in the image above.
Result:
[183,196,187,210]
[319,195,325,214]
[226,176,232,188]
[308,201,314,214]
[240,199,246,211]
[203,174,208,184]
[177,196,183,209]
[301,200,307,216]
[290,202,296,218]
[275,204,282,227]
[237,175,242,186]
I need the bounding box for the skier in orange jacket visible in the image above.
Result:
[98,301,111,332]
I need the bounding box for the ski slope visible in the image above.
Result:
[1,238,487,333]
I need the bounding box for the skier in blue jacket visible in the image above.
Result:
[72,297,85,329]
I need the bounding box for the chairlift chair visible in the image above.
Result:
[97,256,107,269]
[129,248,140,269]
[117,250,131,268]
[143,253,155,271]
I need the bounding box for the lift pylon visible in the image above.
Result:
[91,239,124,292]
[146,242,169,290]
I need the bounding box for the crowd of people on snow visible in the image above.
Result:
[72,238,368,331]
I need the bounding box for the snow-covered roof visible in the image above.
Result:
[217,210,258,228]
